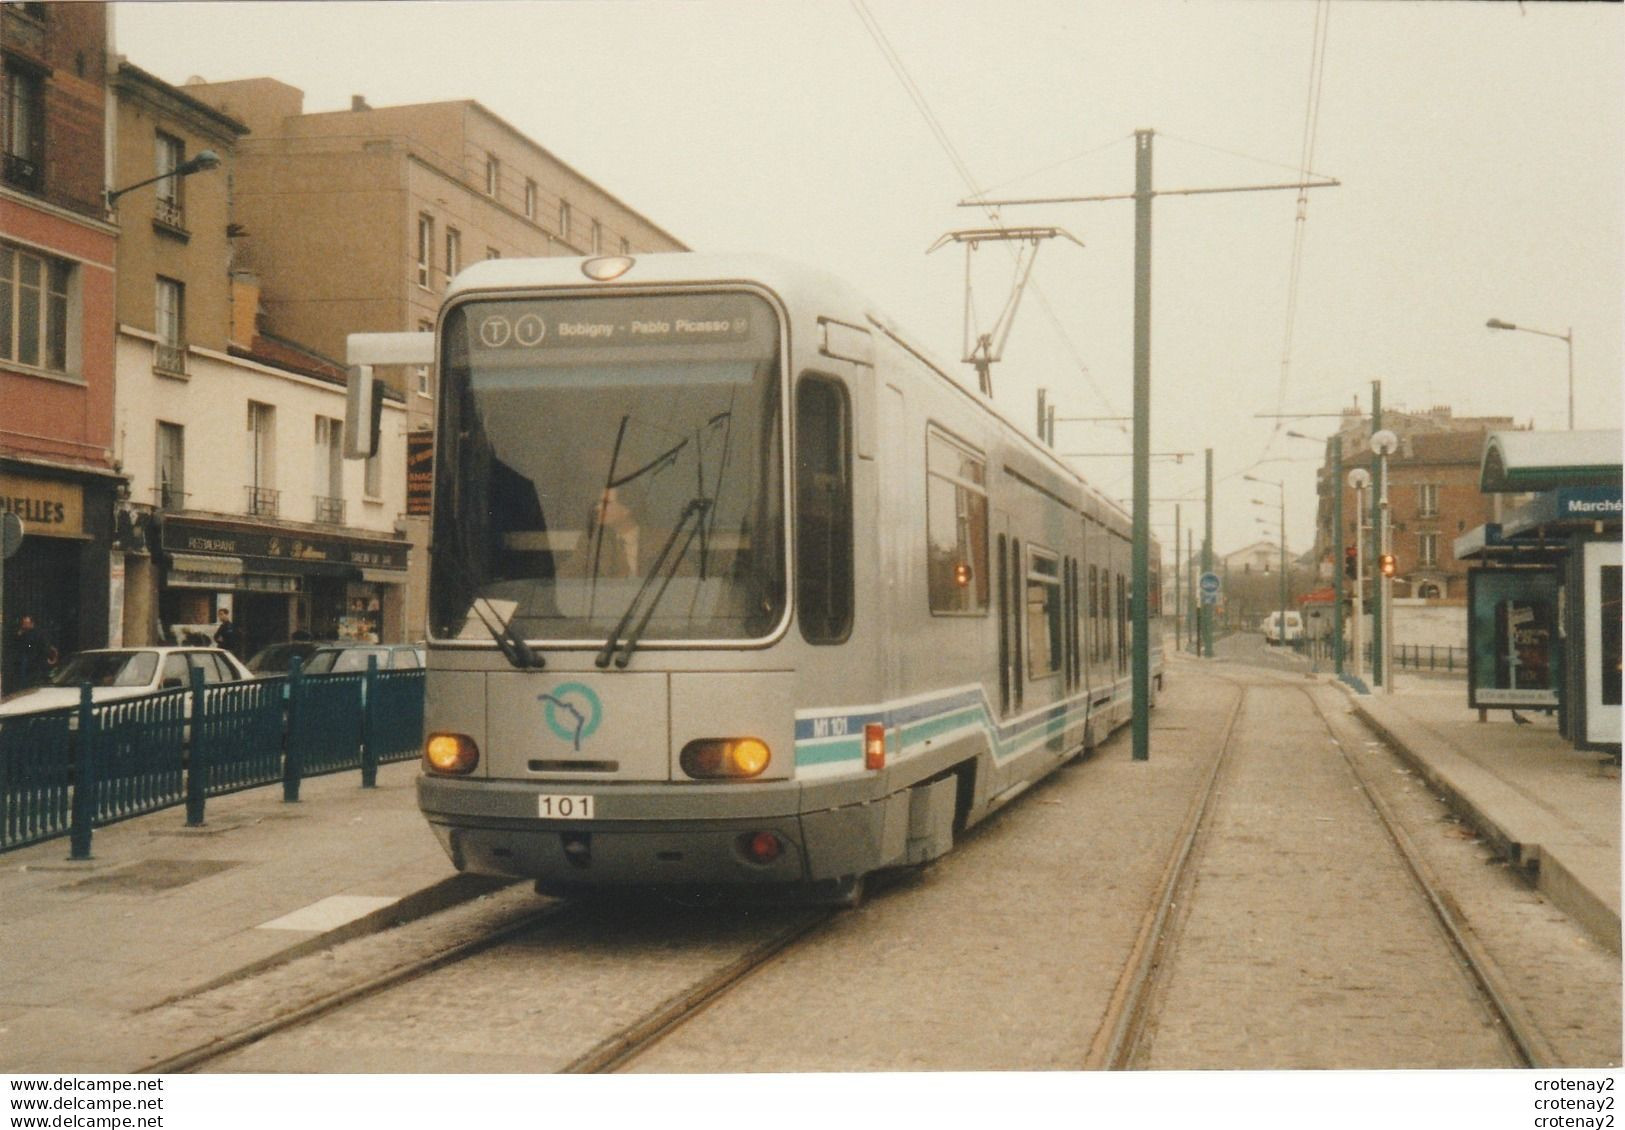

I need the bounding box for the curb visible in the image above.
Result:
[1336,682,1621,955]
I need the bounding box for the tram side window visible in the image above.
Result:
[1026,548,1062,679]
[795,375,853,644]
[926,429,989,615]
[1088,564,1100,663]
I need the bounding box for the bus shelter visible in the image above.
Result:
[1455,430,1621,754]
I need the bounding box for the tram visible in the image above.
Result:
[357,252,1162,902]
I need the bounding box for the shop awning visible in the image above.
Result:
[1479,429,1622,493]
[166,553,245,588]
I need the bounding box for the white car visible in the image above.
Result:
[0,647,255,717]
[1262,611,1304,645]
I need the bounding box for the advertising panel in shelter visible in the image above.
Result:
[1467,567,1562,710]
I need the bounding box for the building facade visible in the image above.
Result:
[1309,405,1522,603]
[175,78,688,637]
[109,63,410,658]
[1,2,119,691]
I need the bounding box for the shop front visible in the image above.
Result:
[156,516,411,658]
[0,463,117,693]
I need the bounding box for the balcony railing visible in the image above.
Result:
[153,484,189,512]
[313,495,346,525]
[2,152,42,193]
[154,342,188,377]
[154,197,186,231]
[245,486,280,517]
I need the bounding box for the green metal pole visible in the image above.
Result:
[1370,380,1383,686]
[1202,447,1214,658]
[1174,503,1183,652]
[1332,435,1344,675]
[1131,129,1153,762]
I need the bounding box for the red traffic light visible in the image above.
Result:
[1344,546,1358,579]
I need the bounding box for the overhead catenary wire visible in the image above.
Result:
[850,0,1121,420]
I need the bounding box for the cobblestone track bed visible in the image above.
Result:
[1131,675,1521,1069]
[118,656,1617,1074]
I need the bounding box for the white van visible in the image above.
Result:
[1262,610,1304,644]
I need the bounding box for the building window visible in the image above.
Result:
[416,214,433,287]
[486,246,500,260]
[1418,482,1439,518]
[364,446,382,499]
[154,132,186,227]
[1,63,44,191]
[156,422,185,510]
[559,199,571,243]
[154,276,185,375]
[246,401,278,515]
[445,227,460,282]
[485,153,500,197]
[524,178,537,219]
[591,220,603,255]
[1,241,71,373]
[619,237,630,256]
[314,415,345,523]
[926,428,989,615]
[1418,531,1439,567]
[415,319,433,396]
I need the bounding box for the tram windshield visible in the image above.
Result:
[431,291,785,647]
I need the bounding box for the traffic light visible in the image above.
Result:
[1344,546,1358,579]
[1378,553,1397,578]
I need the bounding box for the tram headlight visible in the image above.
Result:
[680,738,771,779]
[424,732,480,775]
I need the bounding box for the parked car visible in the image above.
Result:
[1262,610,1305,645]
[300,642,425,675]
[246,639,336,675]
[0,647,254,717]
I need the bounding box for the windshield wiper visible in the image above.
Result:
[470,597,544,670]
[596,497,711,669]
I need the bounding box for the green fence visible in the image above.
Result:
[0,662,425,855]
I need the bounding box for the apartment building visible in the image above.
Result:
[176,77,688,635]
[0,2,118,689]
[1309,405,1521,603]
[108,63,409,656]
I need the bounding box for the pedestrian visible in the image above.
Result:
[13,614,56,690]
[212,607,242,657]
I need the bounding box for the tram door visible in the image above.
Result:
[876,383,908,704]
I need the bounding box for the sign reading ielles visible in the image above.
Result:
[0,474,84,537]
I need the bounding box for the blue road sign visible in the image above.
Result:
[1198,571,1220,606]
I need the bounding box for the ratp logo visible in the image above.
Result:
[539,683,603,751]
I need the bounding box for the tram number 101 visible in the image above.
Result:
[537,794,595,820]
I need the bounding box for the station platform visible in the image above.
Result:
[0,658,1616,1072]
[1337,670,1620,955]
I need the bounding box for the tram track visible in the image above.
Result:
[143,891,838,1075]
[1091,670,1550,1070]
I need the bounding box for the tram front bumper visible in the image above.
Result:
[417,773,895,888]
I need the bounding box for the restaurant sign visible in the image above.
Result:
[161,517,408,571]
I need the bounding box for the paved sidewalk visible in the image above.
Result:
[1335,671,1620,954]
[0,760,508,1072]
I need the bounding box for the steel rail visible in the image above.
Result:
[142,902,569,1074]
[564,909,837,1073]
[1084,680,1248,1069]
[1302,685,1556,1068]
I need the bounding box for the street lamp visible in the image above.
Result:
[1486,317,1574,430]
[1346,468,1371,683]
[1244,473,1287,650]
[1370,429,1399,694]
[106,149,221,210]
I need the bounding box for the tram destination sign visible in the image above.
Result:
[463,293,770,359]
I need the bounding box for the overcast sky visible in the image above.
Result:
[112,0,1623,560]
